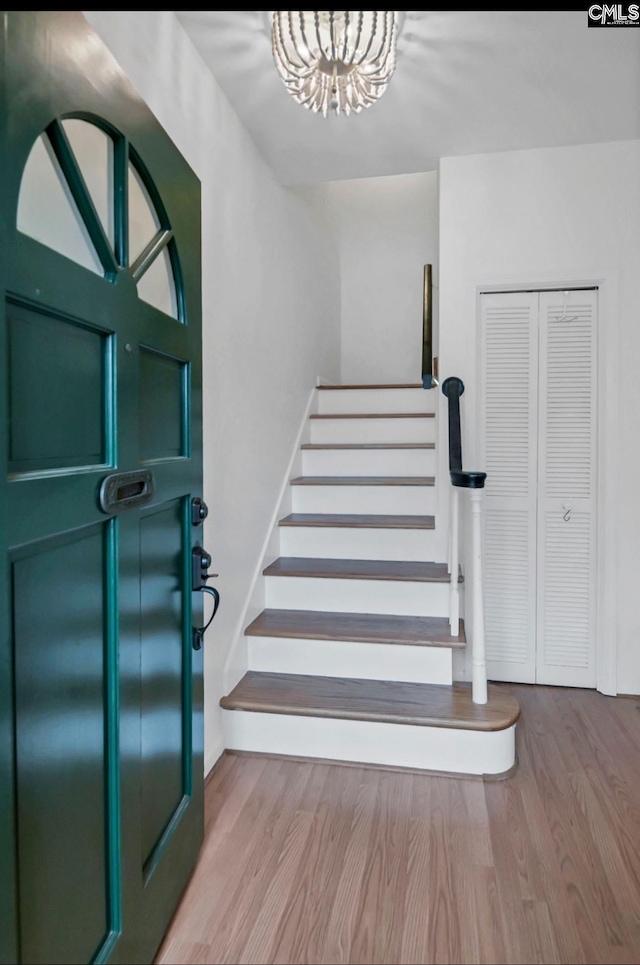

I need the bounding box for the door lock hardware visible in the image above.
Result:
[192,545,215,590]
[191,545,220,649]
[191,497,209,526]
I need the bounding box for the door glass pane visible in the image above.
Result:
[137,246,178,319]
[61,119,114,246]
[128,162,160,262]
[17,135,102,274]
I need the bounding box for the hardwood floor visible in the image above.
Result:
[156,685,640,964]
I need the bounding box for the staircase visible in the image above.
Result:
[221,384,519,777]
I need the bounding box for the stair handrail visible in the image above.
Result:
[421,264,439,389]
[441,377,488,705]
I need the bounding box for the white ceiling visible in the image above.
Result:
[176,10,640,185]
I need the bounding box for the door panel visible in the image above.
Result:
[1,11,204,965]
[536,289,597,687]
[13,524,116,965]
[140,499,190,873]
[8,301,110,474]
[139,349,188,463]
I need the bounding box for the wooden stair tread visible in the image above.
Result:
[245,608,465,647]
[263,558,462,584]
[290,475,434,487]
[221,672,519,732]
[278,513,435,529]
[301,443,435,450]
[317,383,424,390]
[310,412,434,420]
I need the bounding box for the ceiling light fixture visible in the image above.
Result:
[271,11,398,117]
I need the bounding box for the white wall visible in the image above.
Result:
[84,11,341,769]
[320,172,438,384]
[439,140,640,694]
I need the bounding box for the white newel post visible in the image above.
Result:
[470,488,488,704]
[449,485,460,636]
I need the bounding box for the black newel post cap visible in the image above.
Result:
[442,376,465,399]
[451,470,486,490]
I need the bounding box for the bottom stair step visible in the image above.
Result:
[221,672,518,730]
[221,672,520,777]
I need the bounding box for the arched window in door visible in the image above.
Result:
[17,115,184,322]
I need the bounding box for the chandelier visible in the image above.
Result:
[271,12,398,117]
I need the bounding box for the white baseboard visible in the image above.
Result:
[204,733,225,778]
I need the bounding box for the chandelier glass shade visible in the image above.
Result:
[271,11,397,117]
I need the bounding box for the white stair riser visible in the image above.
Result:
[264,575,452,617]
[279,525,438,561]
[223,711,516,776]
[318,388,436,415]
[247,636,453,684]
[310,417,435,445]
[302,448,435,476]
[292,485,435,516]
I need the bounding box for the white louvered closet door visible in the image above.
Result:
[536,290,597,686]
[480,288,597,687]
[481,291,539,684]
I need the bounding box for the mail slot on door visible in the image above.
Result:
[98,470,155,514]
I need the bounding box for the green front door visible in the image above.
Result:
[0,12,205,964]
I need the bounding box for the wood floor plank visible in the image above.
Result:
[228,800,316,964]
[162,756,279,947]
[504,736,587,963]
[262,557,460,583]
[268,765,364,965]
[399,775,432,965]
[519,716,631,962]
[289,475,435,486]
[446,778,483,964]
[473,865,509,965]
[278,512,436,529]
[318,770,381,964]
[154,939,210,965]
[425,777,463,963]
[221,672,520,731]
[521,900,562,965]
[484,774,544,965]
[570,769,640,949]
[245,609,466,647]
[349,771,412,965]
[531,688,640,948]
[203,760,319,961]
[461,779,493,867]
[155,685,640,965]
